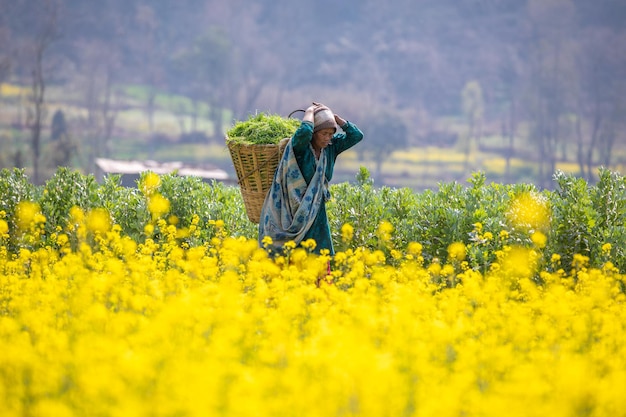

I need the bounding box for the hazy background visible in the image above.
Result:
[1,0,625,188]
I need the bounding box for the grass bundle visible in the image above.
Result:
[226,112,300,145]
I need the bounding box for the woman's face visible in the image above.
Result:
[312,128,335,150]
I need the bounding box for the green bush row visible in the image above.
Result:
[1,166,625,274]
[329,168,626,274]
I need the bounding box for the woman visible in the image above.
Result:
[258,102,364,256]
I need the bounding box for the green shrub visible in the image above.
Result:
[549,168,626,272]
[97,174,148,243]
[38,167,100,237]
[156,174,256,244]
[0,168,35,252]
[2,166,625,275]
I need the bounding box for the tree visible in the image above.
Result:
[574,28,626,181]
[73,39,121,172]
[22,0,60,184]
[131,4,163,134]
[0,0,13,86]
[525,0,577,188]
[170,28,231,140]
[49,109,75,167]
[360,111,408,184]
[496,45,525,184]
[50,109,67,141]
[461,80,484,172]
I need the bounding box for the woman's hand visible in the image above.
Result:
[303,104,317,123]
[334,114,346,126]
[311,102,330,112]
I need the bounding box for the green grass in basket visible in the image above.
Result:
[226,112,300,145]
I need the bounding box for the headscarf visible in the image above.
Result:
[313,107,337,133]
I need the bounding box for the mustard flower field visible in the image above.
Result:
[1,168,626,416]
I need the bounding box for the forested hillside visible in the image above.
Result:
[1,0,625,187]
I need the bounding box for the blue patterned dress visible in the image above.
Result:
[258,120,363,255]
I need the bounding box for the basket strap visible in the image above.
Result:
[288,109,305,118]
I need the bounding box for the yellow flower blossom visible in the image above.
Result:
[301,239,317,251]
[261,235,273,247]
[341,223,354,242]
[428,260,442,276]
[16,201,41,231]
[56,233,69,246]
[140,171,161,195]
[507,191,551,231]
[69,206,84,224]
[407,242,423,256]
[441,264,455,276]
[447,242,466,262]
[531,231,547,248]
[86,208,111,234]
[0,219,8,236]
[376,221,394,244]
[148,193,171,219]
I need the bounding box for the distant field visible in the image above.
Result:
[1,82,624,190]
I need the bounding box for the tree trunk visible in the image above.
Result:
[585,112,602,181]
[29,42,46,184]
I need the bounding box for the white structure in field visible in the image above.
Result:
[95,158,231,187]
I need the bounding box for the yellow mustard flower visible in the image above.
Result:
[301,239,317,252]
[69,206,84,224]
[428,260,442,276]
[341,223,354,242]
[447,242,466,262]
[86,208,111,234]
[0,219,8,236]
[531,231,547,249]
[261,235,273,247]
[56,233,69,246]
[148,194,171,219]
[507,191,551,231]
[140,172,161,195]
[377,221,394,242]
[16,201,41,231]
[407,242,423,256]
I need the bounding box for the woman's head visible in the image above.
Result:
[312,127,334,150]
[311,104,336,151]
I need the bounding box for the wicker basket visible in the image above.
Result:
[227,137,290,223]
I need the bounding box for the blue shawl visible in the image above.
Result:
[258,139,330,251]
